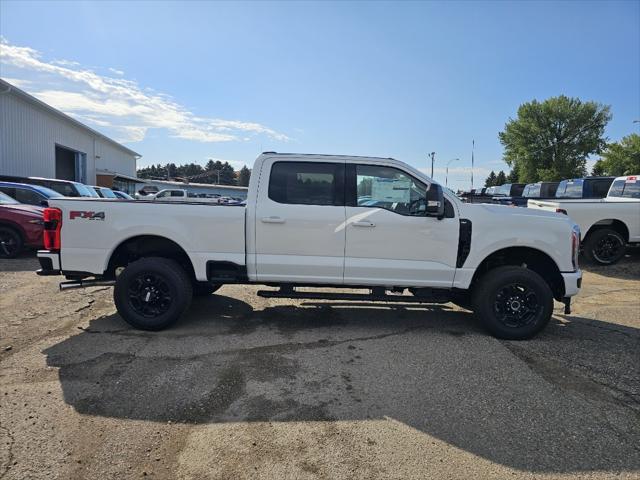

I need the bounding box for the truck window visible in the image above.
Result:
[13,188,43,205]
[269,162,343,206]
[170,190,183,197]
[609,179,640,198]
[590,179,614,198]
[355,165,428,216]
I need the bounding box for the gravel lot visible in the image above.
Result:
[1,251,639,479]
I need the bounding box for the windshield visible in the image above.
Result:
[34,185,64,198]
[99,188,118,198]
[495,184,511,196]
[524,184,541,197]
[556,179,583,198]
[608,179,640,198]
[0,191,19,205]
[75,183,99,197]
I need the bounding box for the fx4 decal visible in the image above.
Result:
[70,211,105,221]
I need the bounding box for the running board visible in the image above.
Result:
[257,287,450,304]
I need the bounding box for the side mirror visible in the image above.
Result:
[426,183,445,219]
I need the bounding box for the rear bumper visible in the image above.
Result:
[561,270,582,297]
[36,250,61,276]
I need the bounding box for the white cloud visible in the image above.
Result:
[108,67,124,76]
[0,37,289,144]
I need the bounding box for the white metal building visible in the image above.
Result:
[0,78,141,193]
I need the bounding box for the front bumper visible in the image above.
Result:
[561,269,582,297]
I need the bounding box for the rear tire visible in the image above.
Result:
[583,228,626,265]
[114,257,192,330]
[193,282,222,297]
[472,266,553,340]
[0,226,23,259]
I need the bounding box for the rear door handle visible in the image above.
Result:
[261,216,286,224]
[353,221,376,227]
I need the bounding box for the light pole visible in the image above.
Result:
[429,152,435,178]
[446,158,459,187]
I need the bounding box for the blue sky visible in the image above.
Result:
[1,0,638,191]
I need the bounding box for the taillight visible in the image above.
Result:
[556,208,568,215]
[43,207,62,251]
[571,227,580,270]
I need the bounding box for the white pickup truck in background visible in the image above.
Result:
[529,175,640,265]
[36,153,582,340]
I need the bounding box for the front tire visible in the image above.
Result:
[0,226,23,259]
[114,257,193,330]
[472,266,553,340]
[583,228,626,265]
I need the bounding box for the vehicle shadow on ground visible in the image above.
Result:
[43,295,640,474]
[0,251,39,272]
[581,246,640,280]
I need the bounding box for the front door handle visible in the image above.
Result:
[261,216,286,224]
[353,221,376,227]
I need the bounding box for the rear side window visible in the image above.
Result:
[590,179,614,198]
[170,191,183,197]
[13,188,44,205]
[269,162,344,206]
[608,179,640,198]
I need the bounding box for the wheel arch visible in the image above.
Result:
[584,219,629,243]
[105,234,196,281]
[0,220,25,239]
[470,246,565,300]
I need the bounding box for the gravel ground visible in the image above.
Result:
[0,250,639,479]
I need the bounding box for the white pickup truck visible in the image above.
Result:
[528,175,640,265]
[36,153,582,340]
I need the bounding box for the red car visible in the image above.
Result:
[0,191,44,258]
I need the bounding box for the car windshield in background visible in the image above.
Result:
[524,184,541,197]
[608,179,640,199]
[556,179,583,198]
[0,191,19,205]
[495,184,511,196]
[76,183,99,197]
[100,188,118,198]
[34,185,64,198]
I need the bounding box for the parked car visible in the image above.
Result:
[555,176,615,199]
[0,191,44,258]
[135,185,160,200]
[112,190,135,200]
[528,175,640,264]
[495,182,560,207]
[152,189,222,203]
[37,152,582,340]
[0,181,64,207]
[91,186,119,199]
[490,183,526,204]
[0,175,99,198]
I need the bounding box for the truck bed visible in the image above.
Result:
[49,198,246,280]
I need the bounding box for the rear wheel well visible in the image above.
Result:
[585,220,629,243]
[0,222,24,239]
[106,235,195,281]
[471,247,565,300]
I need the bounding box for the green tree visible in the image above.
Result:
[238,166,251,187]
[484,170,497,187]
[499,96,611,183]
[495,170,507,185]
[591,133,640,176]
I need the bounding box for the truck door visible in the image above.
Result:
[254,159,346,283]
[343,163,459,287]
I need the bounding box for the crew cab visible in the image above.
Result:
[528,175,640,265]
[554,176,615,199]
[36,153,582,340]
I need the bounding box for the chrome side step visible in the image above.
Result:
[257,286,450,304]
[59,279,116,291]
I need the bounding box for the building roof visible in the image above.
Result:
[96,169,148,183]
[0,78,141,158]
